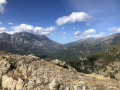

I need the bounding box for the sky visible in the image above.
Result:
[0,0,120,44]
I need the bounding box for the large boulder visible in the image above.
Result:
[2,75,24,90]
[51,59,76,72]
[0,60,11,77]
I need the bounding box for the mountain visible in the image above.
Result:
[0,50,120,90]
[0,32,63,57]
[67,43,120,80]
[51,33,120,60]
[1,32,120,61]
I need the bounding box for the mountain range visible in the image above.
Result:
[1,32,120,60]
[0,32,63,58]
[51,33,120,60]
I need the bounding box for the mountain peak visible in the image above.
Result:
[0,32,10,40]
[12,32,48,41]
[0,32,63,57]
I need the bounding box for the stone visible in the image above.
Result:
[0,60,11,77]
[51,59,67,68]
[49,78,60,90]
[2,75,25,90]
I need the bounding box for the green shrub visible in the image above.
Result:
[114,70,119,74]
[1,56,6,59]
[109,73,115,79]
[87,55,98,62]
[6,58,14,63]
[43,57,55,61]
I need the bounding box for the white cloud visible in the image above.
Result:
[74,29,105,39]
[34,26,56,35]
[74,31,80,38]
[109,33,113,35]
[11,24,34,34]
[0,22,2,24]
[0,0,7,13]
[63,32,66,35]
[9,24,56,35]
[108,27,120,32]
[56,12,92,26]
[85,32,105,38]
[0,27,7,33]
[83,29,96,35]
[8,22,13,25]
[116,28,120,32]
[74,31,80,35]
[108,27,117,31]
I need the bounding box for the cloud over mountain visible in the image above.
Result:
[109,27,120,32]
[85,32,105,38]
[74,29,105,39]
[56,12,92,26]
[83,29,96,35]
[0,24,56,35]
[74,31,80,38]
[0,27,7,33]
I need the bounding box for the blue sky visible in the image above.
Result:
[0,0,120,44]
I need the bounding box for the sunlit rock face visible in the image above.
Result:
[0,50,120,90]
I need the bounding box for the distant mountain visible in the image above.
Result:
[1,32,120,60]
[0,32,63,57]
[67,42,120,80]
[51,33,120,60]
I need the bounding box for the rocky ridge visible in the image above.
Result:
[0,50,120,90]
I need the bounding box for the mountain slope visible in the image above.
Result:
[0,50,120,90]
[51,33,120,60]
[67,43,120,80]
[0,32,63,57]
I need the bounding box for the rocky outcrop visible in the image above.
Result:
[0,50,120,90]
[0,59,11,77]
[2,75,24,90]
[51,59,76,72]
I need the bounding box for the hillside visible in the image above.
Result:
[67,43,120,80]
[0,32,63,58]
[51,33,120,60]
[0,50,120,90]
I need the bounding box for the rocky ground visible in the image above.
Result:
[0,50,120,90]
